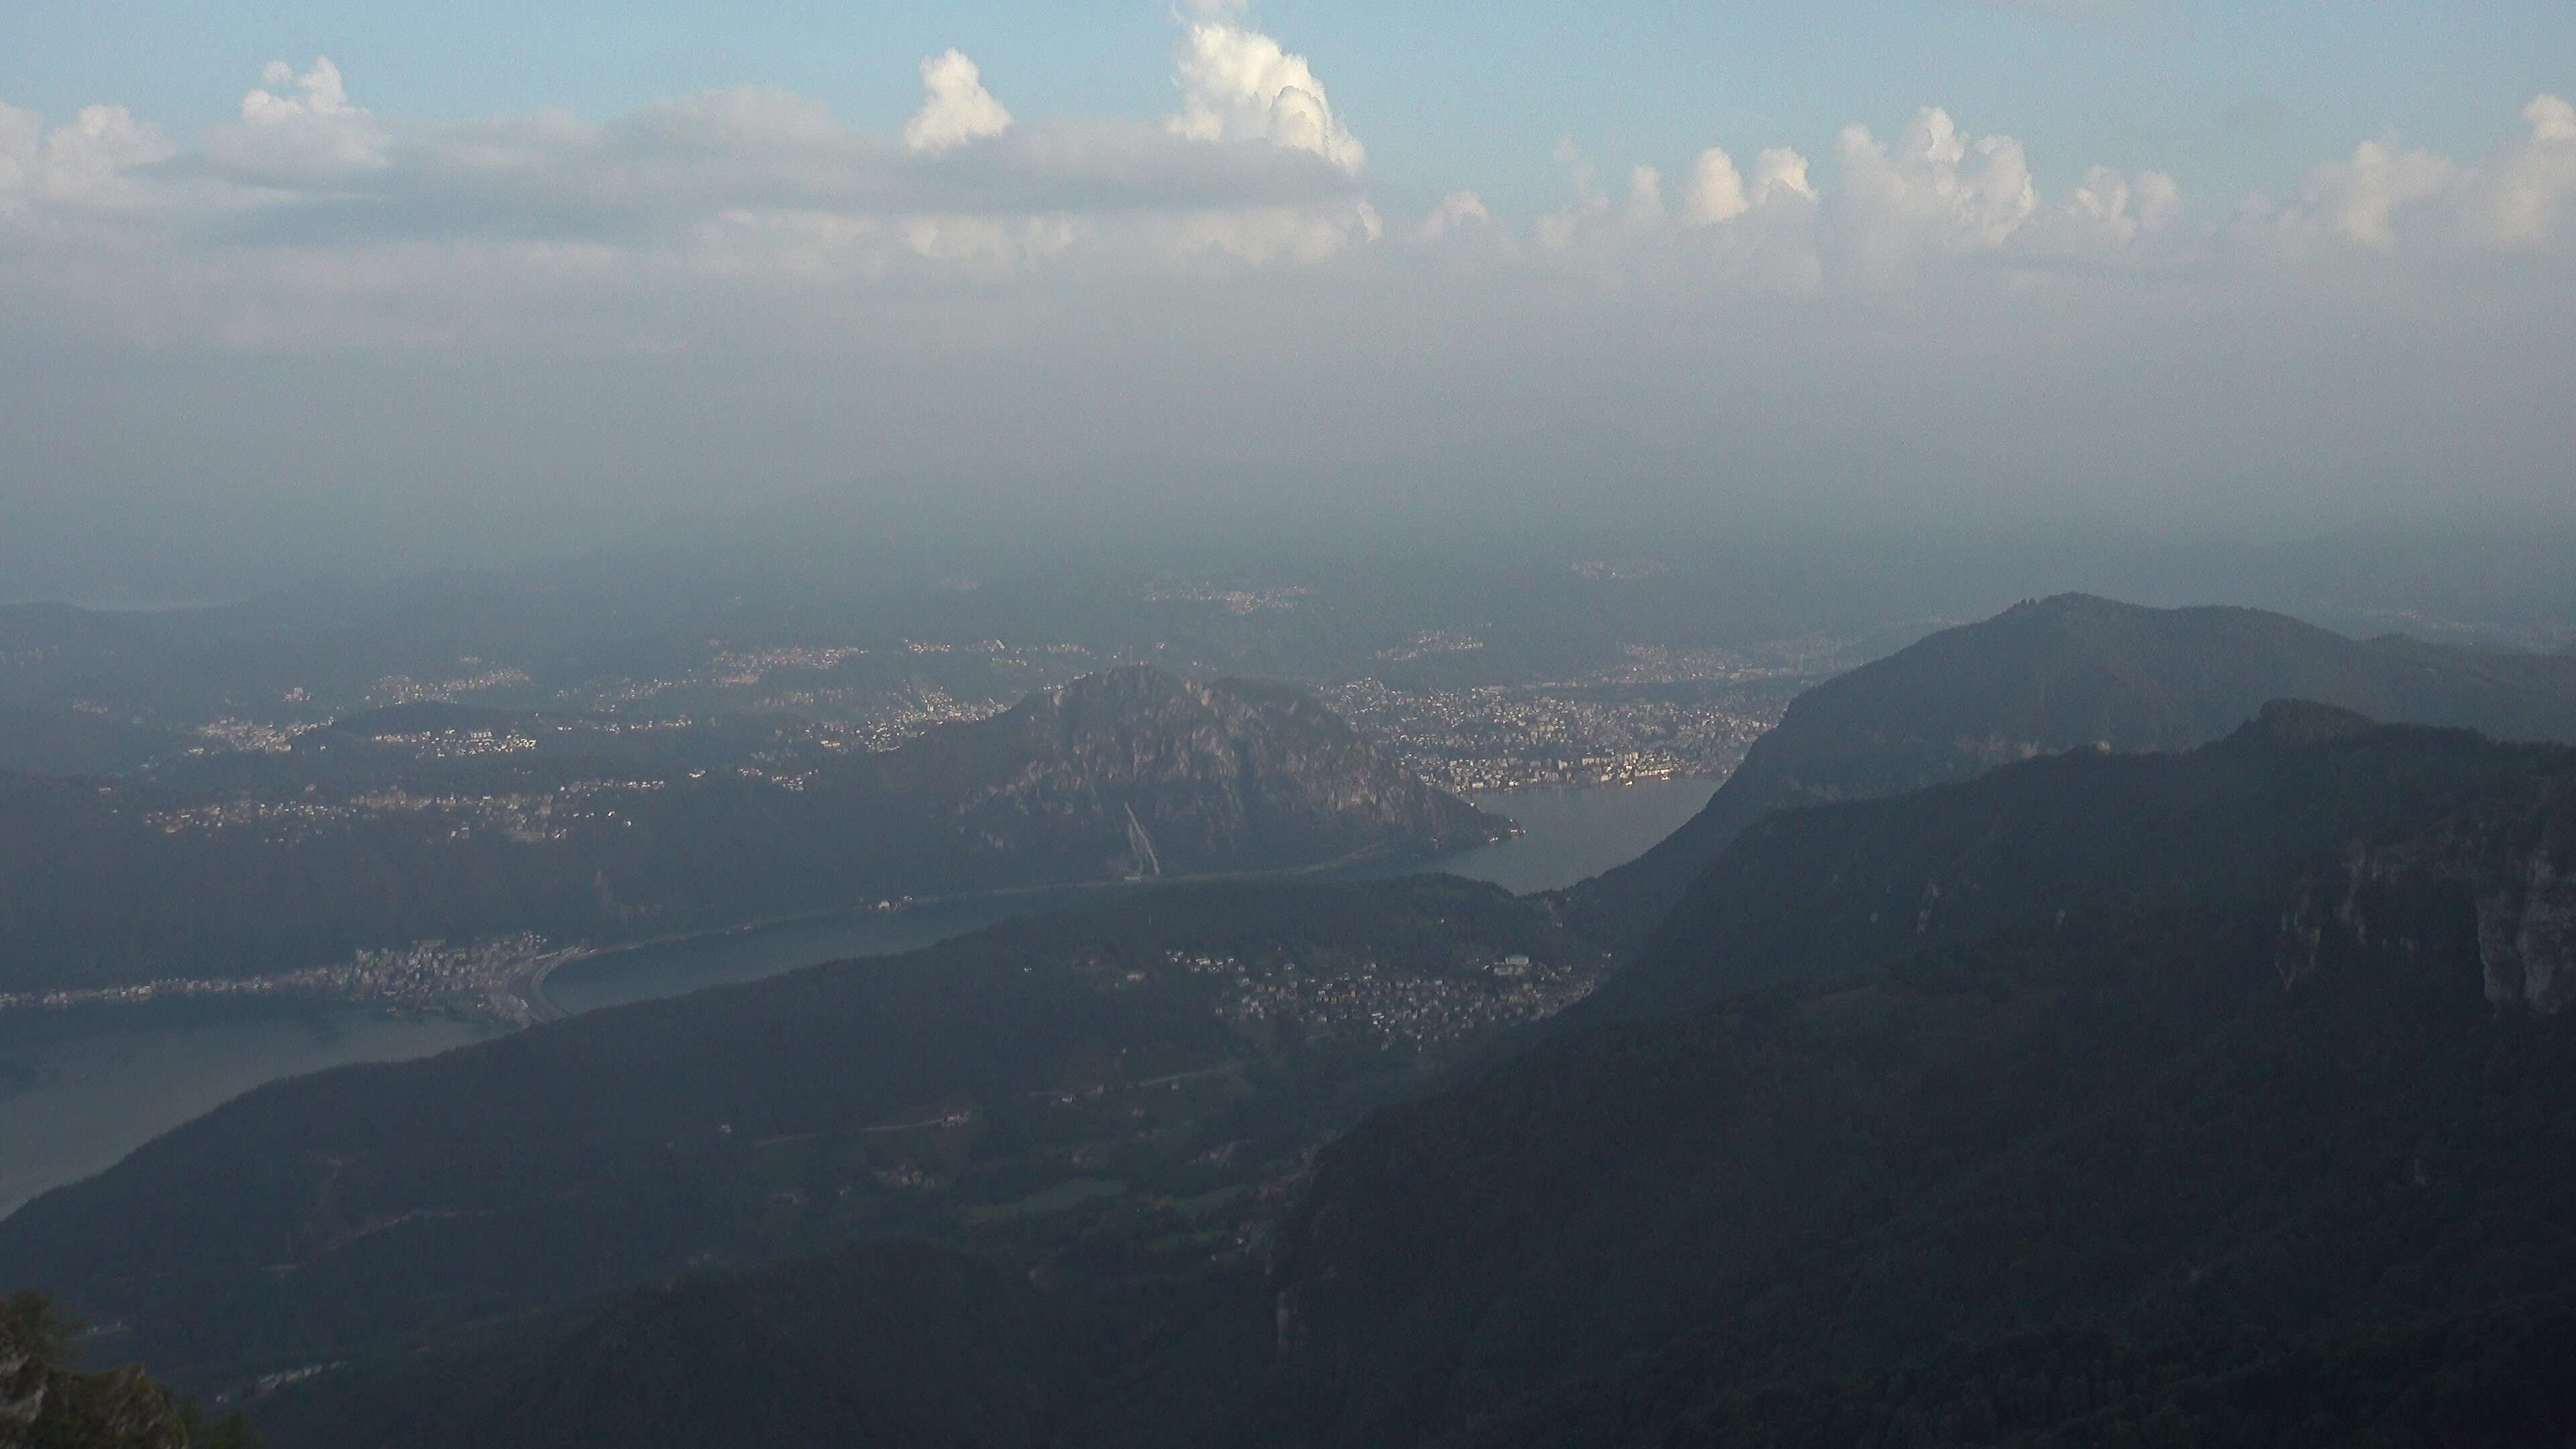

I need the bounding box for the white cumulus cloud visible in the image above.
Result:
[1837,107,2037,254]
[0,100,173,212]
[1683,144,1817,226]
[2257,95,2576,256]
[904,50,1012,154]
[1684,148,1748,226]
[209,57,390,180]
[1169,19,1366,175]
[1416,190,1491,241]
[2055,164,2182,245]
[2304,136,2458,250]
[2476,95,2576,248]
[1750,148,1818,207]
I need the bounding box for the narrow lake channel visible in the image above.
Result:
[0,777,1718,1218]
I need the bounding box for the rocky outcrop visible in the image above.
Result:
[1,1295,189,1449]
[2479,845,2576,1013]
[2270,771,2576,1014]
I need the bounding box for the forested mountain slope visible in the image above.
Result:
[1264,706,2576,1445]
[0,877,1597,1395]
[1568,594,2576,941]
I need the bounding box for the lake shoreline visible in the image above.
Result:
[0,778,1720,1221]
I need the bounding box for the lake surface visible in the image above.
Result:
[546,775,1717,1014]
[1356,775,1719,896]
[0,777,1715,1219]
[0,1004,502,1220]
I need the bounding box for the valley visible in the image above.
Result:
[11,15,2576,1441]
[0,778,1706,1220]
[12,593,2576,1447]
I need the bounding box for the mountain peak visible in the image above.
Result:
[2005,591,2128,615]
[885,666,1507,875]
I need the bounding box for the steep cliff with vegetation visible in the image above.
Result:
[1,1293,254,1449]
[1265,707,2576,1445]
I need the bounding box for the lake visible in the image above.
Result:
[0,777,1715,1218]
[546,775,1717,1014]
[0,1004,503,1220]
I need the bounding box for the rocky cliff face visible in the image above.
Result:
[2276,830,2576,1015]
[2256,708,2576,1015]
[1,1296,190,1449]
[2478,818,2576,1012]
[1576,699,2576,1026]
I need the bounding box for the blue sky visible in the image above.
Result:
[9,0,2569,217]
[1,2,2571,597]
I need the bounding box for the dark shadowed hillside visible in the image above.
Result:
[34,707,2576,1448]
[0,877,1601,1395]
[208,707,2576,1448]
[250,1242,1077,1449]
[1260,708,2576,1446]
[0,702,190,777]
[1566,594,2576,942]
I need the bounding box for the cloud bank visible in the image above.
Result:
[1,5,2567,351]
[1,5,2572,598]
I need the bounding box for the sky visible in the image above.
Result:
[3,1,2573,598]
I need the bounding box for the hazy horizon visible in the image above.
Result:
[7,1,2573,600]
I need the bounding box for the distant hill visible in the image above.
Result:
[0,667,1505,994]
[250,1228,1285,1449]
[1566,594,2576,941]
[0,701,189,777]
[1259,707,2576,1445]
[0,876,1599,1391]
[868,668,1499,877]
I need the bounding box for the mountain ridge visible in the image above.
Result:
[1258,710,2576,1444]
[1564,593,2576,942]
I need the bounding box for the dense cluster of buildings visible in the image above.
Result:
[0,932,572,1024]
[368,666,533,705]
[1140,582,1311,614]
[1179,949,1603,1051]
[144,786,594,844]
[1323,678,1784,793]
[361,727,541,759]
[191,716,317,753]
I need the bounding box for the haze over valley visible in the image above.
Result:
[7,3,2576,1446]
